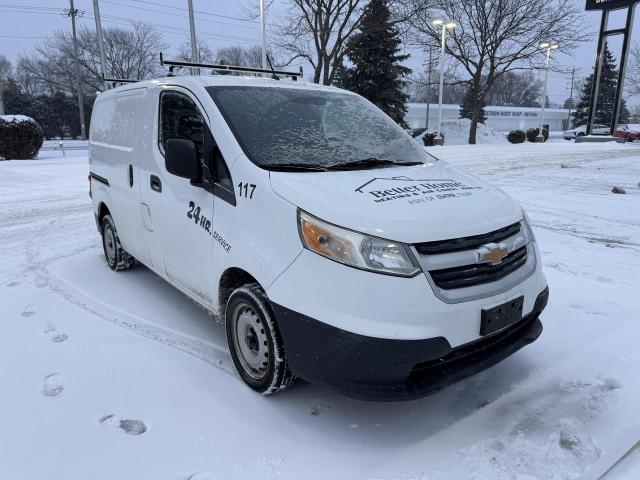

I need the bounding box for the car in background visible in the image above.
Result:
[563,124,610,140]
[614,124,640,141]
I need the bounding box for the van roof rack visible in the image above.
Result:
[103,76,140,87]
[159,52,303,81]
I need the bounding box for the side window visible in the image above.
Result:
[159,91,205,163]
[213,147,233,190]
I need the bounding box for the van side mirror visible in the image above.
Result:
[165,139,199,180]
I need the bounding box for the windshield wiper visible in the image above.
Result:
[263,163,328,172]
[326,158,424,171]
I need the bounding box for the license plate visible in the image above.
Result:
[480,296,524,336]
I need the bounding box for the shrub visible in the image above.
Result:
[526,127,548,143]
[0,116,44,160]
[422,132,445,146]
[507,129,526,144]
[409,127,426,138]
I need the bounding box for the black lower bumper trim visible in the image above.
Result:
[271,286,548,401]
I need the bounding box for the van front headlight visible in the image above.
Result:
[298,210,421,277]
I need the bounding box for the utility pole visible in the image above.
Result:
[67,0,86,140]
[0,74,7,116]
[92,0,108,90]
[425,47,432,130]
[187,0,199,74]
[566,68,575,130]
[260,0,267,69]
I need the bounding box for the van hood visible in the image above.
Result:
[269,161,523,244]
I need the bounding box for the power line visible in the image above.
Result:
[100,0,257,30]
[0,5,261,46]
[0,34,47,39]
[126,0,258,23]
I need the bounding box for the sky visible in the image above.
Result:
[0,0,639,109]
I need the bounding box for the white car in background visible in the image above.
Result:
[563,124,610,140]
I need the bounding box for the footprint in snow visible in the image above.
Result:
[99,414,148,436]
[42,373,64,397]
[44,328,68,343]
[21,305,36,318]
[186,473,215,480]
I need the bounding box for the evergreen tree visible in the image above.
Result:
[337,0,411,127]
[460,84,486,123]
[573,45,630,126]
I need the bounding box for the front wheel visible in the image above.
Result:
[225,284,295,395]
[101,214,135,271]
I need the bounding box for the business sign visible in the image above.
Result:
[586,0,636,10]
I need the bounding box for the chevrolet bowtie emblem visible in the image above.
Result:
[477,244,509,264]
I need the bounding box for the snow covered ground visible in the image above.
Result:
[1,142,639,479]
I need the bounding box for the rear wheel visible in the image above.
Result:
[101,214,135,271]
[225,283,295,395]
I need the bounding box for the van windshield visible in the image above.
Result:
[206,86,436,170]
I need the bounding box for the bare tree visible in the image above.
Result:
[177,38,215,64]
[215,45,265,68]
[487,71,542,107]
[274,0,367,85]
[625,41,640,97]
[18,23,165,95]
[0,54,11,78]
[407,0,588,143]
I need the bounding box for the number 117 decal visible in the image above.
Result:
[238,182,256,199]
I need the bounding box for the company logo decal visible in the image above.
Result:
[355,176,481,204]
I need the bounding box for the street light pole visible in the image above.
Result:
[538,42,558,142]
[260,0,267,70]
[426,47,432,130]
[433,19,455,145]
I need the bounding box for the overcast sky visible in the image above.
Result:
[1,0,639,108]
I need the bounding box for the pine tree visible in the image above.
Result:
[459,84,486,123]
[337,0,411,127]
[573,46,630,126]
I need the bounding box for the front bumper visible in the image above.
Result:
[271,287,548,401]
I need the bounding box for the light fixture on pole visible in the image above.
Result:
[433,18,456,145]
[537,41,559,142]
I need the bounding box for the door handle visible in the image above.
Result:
[128,164,134,187]
[150,175,162,193]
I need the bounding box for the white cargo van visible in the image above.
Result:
[89,63,548,401]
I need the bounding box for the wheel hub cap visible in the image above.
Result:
[233,304,269,380]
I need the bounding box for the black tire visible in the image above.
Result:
[101,214,135,271]
[577,132,585,137]
[626,134,633,142]
[225,283,295,395]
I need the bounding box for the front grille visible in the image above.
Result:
[415,222,521,255]
[430,246,528,290]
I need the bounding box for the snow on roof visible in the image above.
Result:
[0,114,36,123]
[101,73,348,97]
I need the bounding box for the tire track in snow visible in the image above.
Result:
[40,256,236,376]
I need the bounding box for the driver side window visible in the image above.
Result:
[159,90,205,163]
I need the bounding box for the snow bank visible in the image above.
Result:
[418,118,507,146]
[0,114,36,123]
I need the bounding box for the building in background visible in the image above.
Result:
[406,103,571,132]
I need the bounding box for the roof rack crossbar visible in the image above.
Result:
[159,53,303,80]
[103,76,140,85]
